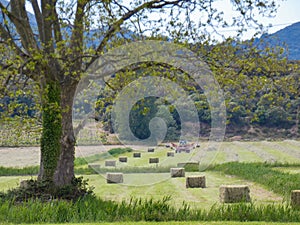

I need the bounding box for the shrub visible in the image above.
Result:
[108,147,133,156]
[0,176,94,202]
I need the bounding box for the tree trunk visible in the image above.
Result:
[53,82,77,186]
[39,81,62,182]
[38,80,78,186]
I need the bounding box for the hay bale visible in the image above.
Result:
[186,176,206,188]
[291,190,300,207]
[147,148,155,152]
[170,168,185,177]
[119,156,127,163]
[167,151,174,157]
[219,185,251,203]
[88,163,101,170]
[105,160,116,167]
[133,152,141,158]
[106,173,123,184]
[149,158,159,164]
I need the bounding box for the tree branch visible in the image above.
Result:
[9,0,39,52]
[30,0,45,43]
[53,7,63,44]
[0,24,28,57]
[69,0,89,61]
[64,0,90,82]
[85,0,181,69]
[41,0,53,53]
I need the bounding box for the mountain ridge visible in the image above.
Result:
[1,0,299,60]
[258,22,300,60]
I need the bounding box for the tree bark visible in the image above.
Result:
[39,81,62,182]
[53,82,77,186]
[38,79,78,187]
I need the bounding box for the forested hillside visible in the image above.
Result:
[258,22,300,60]
[94,39,299,140]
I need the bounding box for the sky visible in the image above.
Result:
[24,0,300,40]
[215,0,300,39]
[260,0,300,33]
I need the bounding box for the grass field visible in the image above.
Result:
[0,171,283,209]
[72,140,300,175]
[1,140,300,223]
[1,140,300,167]
[1,140,300,208]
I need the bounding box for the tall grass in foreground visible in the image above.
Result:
[211,162,300,199]
[1,196,300,223]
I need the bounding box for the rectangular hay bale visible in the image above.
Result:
[219,185,251,203]
[149,158,159,164]
[186,176,206,188]
[106,173,123,184]
[291,190,300,207]
[133,152,141,158]
[170,168,185,177]
[167,152,174,157]
[147,148,155,152]
[119,156,127,163]
[105,160,116,167]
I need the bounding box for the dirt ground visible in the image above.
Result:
[0,145,143,167]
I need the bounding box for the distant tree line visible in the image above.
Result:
[94,39,300,140]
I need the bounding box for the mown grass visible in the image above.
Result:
[0,166,39,176]
[1,195,300,223]
[75,147,134,166]
[211,162,300,199]
[0,162,190,176]
[1,170,282,210]
[1,162,300,223]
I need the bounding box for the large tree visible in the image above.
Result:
[0,0,281,186]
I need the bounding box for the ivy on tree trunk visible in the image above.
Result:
[39,81,62,182]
